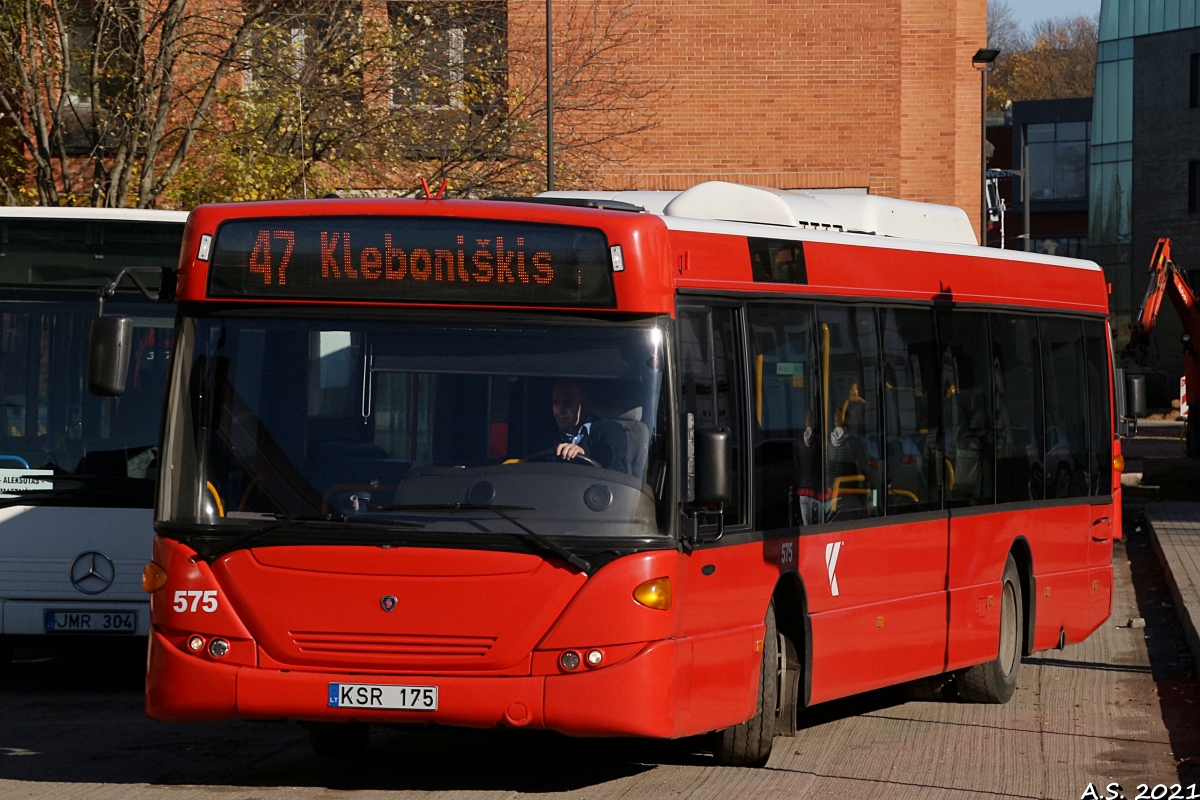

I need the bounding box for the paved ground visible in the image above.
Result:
[1145,503,1200,671]
[0,515,1197,800]
[1126,420,1188,465]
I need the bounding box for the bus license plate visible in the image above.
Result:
[44,610,137,633]
[328,683,437,711]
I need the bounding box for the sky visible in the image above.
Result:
[1005,0,1101,27]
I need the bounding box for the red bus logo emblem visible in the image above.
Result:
[380,595,398,612]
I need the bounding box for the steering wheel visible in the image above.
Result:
[525,448,603,468]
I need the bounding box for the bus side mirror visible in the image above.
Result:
[88,315,134,397]
[694,427,732,506]
[1115,367,1139,439]
[1126,373,1147,418]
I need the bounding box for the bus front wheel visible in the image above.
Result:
[957,555,1023,703]
[713,601,779,767]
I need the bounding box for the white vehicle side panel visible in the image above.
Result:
[0,507,155,614]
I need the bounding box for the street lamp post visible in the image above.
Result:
[546,0,554,192]
[972,48,1000,246]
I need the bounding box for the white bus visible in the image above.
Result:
[0,207,185,670]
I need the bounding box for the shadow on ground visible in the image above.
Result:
[0,640,713,792]
[1123,500,1200,781]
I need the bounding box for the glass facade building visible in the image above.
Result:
[1091,0,1200,338]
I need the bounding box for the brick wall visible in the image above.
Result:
[511,0,986,237]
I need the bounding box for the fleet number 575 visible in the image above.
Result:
[172,590,218,613]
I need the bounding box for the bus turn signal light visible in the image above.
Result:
[1113,454,1125,472]
[142,561,168,593]
[633,577,672,610]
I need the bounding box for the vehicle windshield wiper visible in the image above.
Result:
[202,513,426,561]
[370,503,591,574]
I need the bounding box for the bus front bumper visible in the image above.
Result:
[146,629,681,738]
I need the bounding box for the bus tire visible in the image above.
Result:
[714,602,779,767]
[957,555,1023,704]
[305,722,369,758]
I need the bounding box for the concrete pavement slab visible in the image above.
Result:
[1145,502,1200,666]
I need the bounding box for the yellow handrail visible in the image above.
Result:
[944,458,956,490]
[839,381,867,427]
[206,481,225,518]
[830,473,865,512]
[238,476,266,512]
[821,322,830,442]
[755,353,764,426]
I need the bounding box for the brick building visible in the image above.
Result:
[511,0,987,237]
[4,0,986,222]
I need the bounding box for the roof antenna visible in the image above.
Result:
[420,178,449,200]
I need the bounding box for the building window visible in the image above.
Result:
[390,2,507,111]
[1032,237,1089,258]
[1026,122,1089,201]
[1189,161,1199,214]
[1191,53,1199,108]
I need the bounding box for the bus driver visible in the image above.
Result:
[551,379,629,472]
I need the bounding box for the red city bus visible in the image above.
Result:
[123,182,1119,765]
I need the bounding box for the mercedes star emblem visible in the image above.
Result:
[380,595,398,612]
[69,551,115,595]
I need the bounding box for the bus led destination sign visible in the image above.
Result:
[207,216,617,306]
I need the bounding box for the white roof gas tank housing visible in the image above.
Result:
[539,181,978,247]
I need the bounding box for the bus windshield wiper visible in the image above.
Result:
[370,503,591,574]
[203,513,426,561]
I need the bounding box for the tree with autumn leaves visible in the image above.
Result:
[987,2,1098,112]
[0,0,664,207]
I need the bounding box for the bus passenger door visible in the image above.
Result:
[676,304,765,733]
[803,306,950,703]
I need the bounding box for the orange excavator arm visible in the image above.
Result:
[1132,238,1200,456]
[1133,238,1200,342]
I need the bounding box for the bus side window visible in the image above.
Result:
[816,305,882,522]
[1083,321,1112,497]
[748,303,820,529]
[1040,318,1090,499]
[880,308,942,514]
[938,310,995,507]
[677,305,746,526]
[991,314,1044,502]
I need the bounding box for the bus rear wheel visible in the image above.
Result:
[713,602,779,767]
[305,722,369,759]
[957,555,1023,703]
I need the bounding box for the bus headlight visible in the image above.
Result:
[208,638,230,658]
[142,561,169,593]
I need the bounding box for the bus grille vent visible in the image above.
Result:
[290,631,497,658]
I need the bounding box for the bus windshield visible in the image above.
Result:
[161,315,671,542]
[0,295,174,507]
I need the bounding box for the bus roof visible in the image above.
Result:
[176,196,1108,316]
[0,206,189,223]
